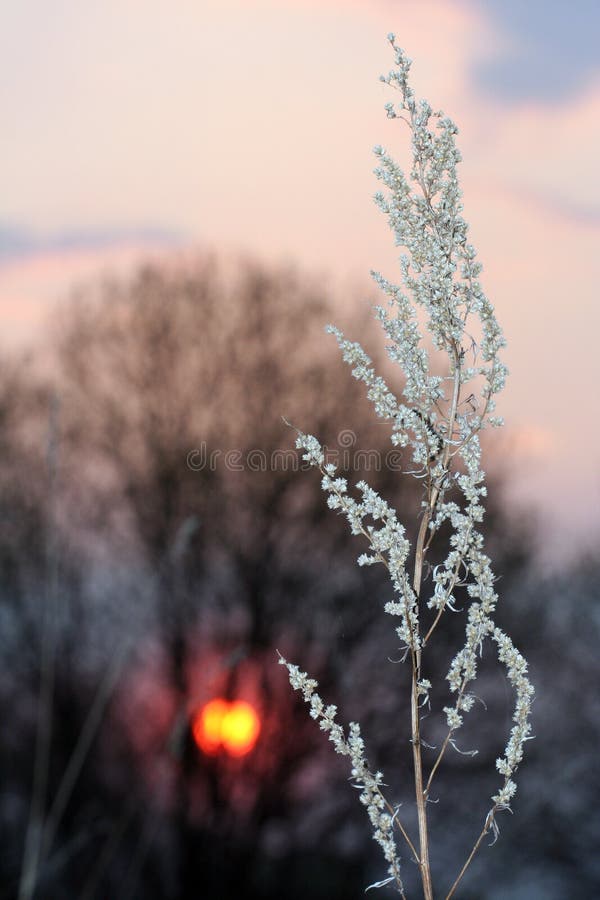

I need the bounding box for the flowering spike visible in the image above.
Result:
[280,36,533,898]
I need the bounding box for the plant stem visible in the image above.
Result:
[409,347,462,899]
[410,663,434,900]
[412,513,435,900]
[411,514,434,899]
[445,810,497,899]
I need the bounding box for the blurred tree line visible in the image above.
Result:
[0,255,598,899]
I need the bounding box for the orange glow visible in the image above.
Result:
[192,699,261,757]
[193,698,229,755]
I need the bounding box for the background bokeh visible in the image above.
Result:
[0,2,598,898]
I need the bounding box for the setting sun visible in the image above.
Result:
[192,699,261,757]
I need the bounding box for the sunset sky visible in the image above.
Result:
[1,0,599,560]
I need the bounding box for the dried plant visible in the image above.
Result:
[279,35,534,899]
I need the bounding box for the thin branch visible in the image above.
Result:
[422,524,472,647]
[381,794,420,866]
[445,809,498,899]
[40,640,131,861]
[424,675,469,798]
[19,397,60,900]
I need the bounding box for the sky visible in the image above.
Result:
[1,0,599,561]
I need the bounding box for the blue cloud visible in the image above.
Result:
[474,0,600,102]
[0,225,187,263]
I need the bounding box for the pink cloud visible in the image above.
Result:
[0,244,183,345]
[1,0,597,552]
[467,79,600,214]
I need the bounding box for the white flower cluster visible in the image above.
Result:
[277,655,404,894]
[491,627,535,808]
[281,34,534,893]
[296,431,418,649]
[441,519,534,813]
